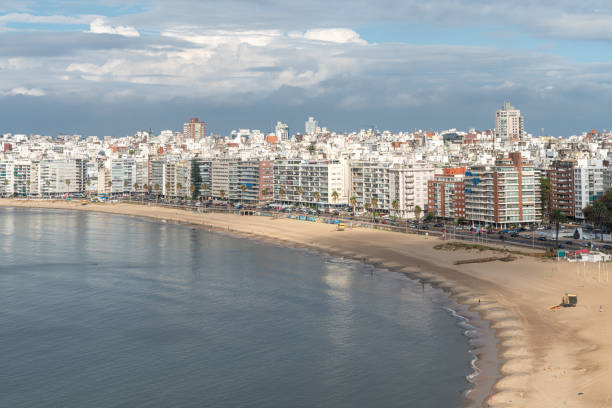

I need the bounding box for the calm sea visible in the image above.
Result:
[0,207,474,408]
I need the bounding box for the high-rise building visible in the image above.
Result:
[305,117,318,135]
[465,153,540,226]
[546,160,575,218]
[274,160,348,205]
[574,159,605,219]
[275,122,289,141]
[495,102,524,144]
[427,168,466,220]
[183,118,206,141]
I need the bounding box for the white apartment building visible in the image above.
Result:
[350,161,391,211]
[211,160,232,198]
[163,160,191,197]
[86,160,100,194]
[305,117,318,135]
[574,159,605,219]
[389,163,435,218]
[495,102,524,144]
[39,159,84,195]
[274,160,348,205]
[110,158,136,194]
[275,122,289,141]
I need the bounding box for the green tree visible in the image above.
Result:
[331,190,339,205]
[278,187,286,202]
[370,197,378,222]
[350,196,357,216]
[391,199,399,219]
[165,182,171,201]
[240,184,247,207]
[414,205,422,227]
[153,183,160,202]
[313,191,321,212]
[296,186,303,206]
[583,201,608,241]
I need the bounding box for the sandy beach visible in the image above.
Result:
[2,199,611,407]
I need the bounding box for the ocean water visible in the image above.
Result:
[0,207,474,408]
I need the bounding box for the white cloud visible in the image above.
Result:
[0,12,93,25]
[88,18,139,37]
[300,28,366,44]
[2,87,45,96]
[162,28,281,47]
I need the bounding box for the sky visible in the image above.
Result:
[1,1,612,137]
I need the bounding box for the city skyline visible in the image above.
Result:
[1,1,612,136]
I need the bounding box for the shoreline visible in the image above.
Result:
[2,199,611,407]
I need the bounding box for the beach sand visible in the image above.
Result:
[2,199,611,407]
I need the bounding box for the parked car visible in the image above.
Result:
[510,232,519,238]
[603,244,612,250]
[565,241,574,245]
[537,236,547,241]
[421,225,429,230]
[523,234,532,239]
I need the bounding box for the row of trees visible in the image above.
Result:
[541,177,612,247]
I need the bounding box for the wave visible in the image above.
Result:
[442,306,481,388]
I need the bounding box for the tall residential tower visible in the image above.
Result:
[495,102,524,144]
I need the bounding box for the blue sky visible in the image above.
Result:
[1,1,612,136]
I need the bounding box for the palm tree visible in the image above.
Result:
[219,189,228,211]
[391,199,399,220]
[153,183,160,203]
[240,184,247,207]
[350,196,357,217]
[296,186,303,207]
[86,178,92,198]
[107,180,112,197]
[331,190,339,208]
[190,184,195,199]
[313,191,321,212]
[549,209,567,248]
[370,197,378,223]
[279,187,286,202]
[44,179,50,197]
[165,182,171,202]
[414,205,422,228]
[133,183,139,200]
